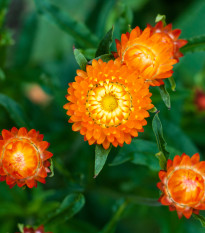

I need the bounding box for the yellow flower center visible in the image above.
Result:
[1,139,40,179]
[101,95,118,112]
[86,82,132,128]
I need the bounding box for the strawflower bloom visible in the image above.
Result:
[157,153,205,219]
[147,21,188,62]
[0,127,53,188]
[114,26,177,86]
[64,59,153,149]
[16,225,52,233]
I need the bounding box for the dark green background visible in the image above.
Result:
[0,0,205,232]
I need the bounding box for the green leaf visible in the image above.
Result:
[155,14,166,25]
[149,107,158,113]
[95,27,114,57]
[155,151,167,170]
[193,213,205,227]
[88,54,115,64]
[43,193,85,226]
[34,0,98,48]
[100,199,128,233]
[181,35,205,54]
[110,139,159,171]
[0,94,30,128]
[158,85,171,109]
[73,48,87,71]
[152,113,169,161]
[94,145,112,177]
[168,76,176,91]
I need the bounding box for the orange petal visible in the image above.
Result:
[38,166,48,178]
[191,153,200,164]
[26,179,37,188]
[158,170,167,182]
[183,208,193,219]
[18,127,28,136]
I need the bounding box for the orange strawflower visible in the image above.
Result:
[0,127,53,188]
[114,26,177,86]
[157,153,205,219]
[64,59,153,149]
[147,21,188,62]
[16,225,52,233]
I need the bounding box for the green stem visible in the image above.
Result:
[100,199,128,233]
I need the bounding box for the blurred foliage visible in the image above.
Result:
[0,0,205,232]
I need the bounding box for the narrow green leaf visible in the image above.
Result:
[155,14,166,25]
[95,145,112,177]
[42,193,85,226]
[181,35,205,54]
[34,0,98,48]
[0,94,29,128]
[158,85,171,109]
[152,113,169,160]
[168,76,176,91]
[95,27,114,57]
[155,151,166,170]
[88,54,115,64]
[73,48,87,71]
[193,213,205,227]
[100,199,127,233]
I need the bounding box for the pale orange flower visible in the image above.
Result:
[0,127,53,188]
[157,153,205,219]
[114,26,177,86]
[147,21,187,62]
[64,59,153,149]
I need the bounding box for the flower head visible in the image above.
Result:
[64,59,153,149]
[17,225,52,233]
[0,127,53,188]
[115,26,177,86]
[147,21,188,62]
[157,153,205,219]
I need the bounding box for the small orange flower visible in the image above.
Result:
[147,21,188,62]
[0,127,53,188]
[16,225,52,233]
[64,59,153,149]
[115,26,177,86]
[157,153,205,219]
